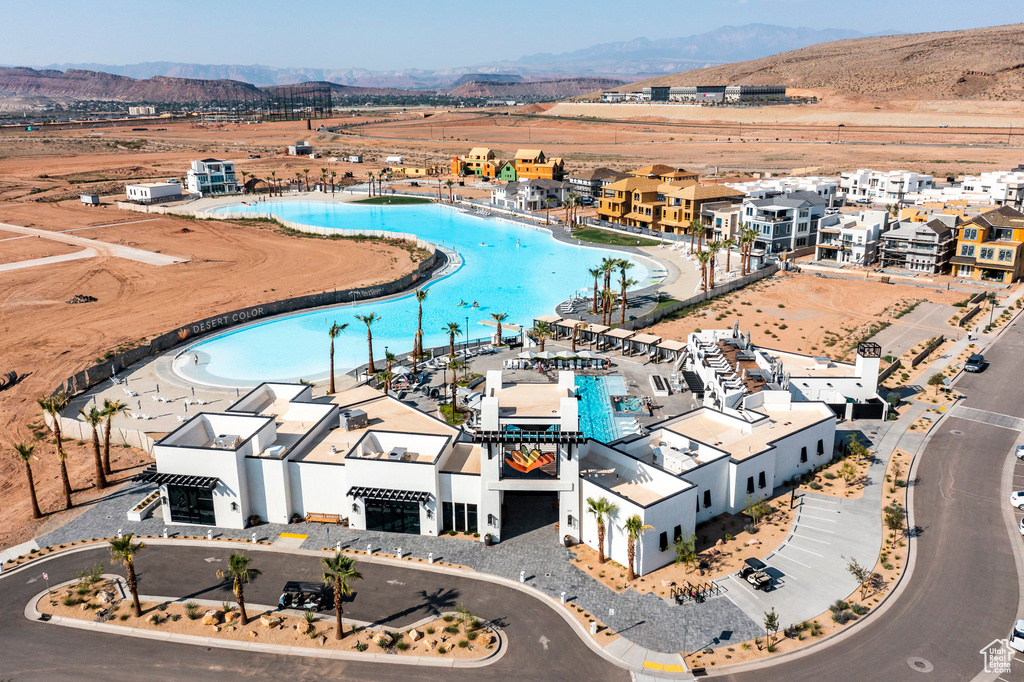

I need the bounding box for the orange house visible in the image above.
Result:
[514,149,565,181]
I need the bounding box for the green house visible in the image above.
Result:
[498,161,517,182]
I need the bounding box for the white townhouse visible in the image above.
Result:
[142,366,839,577]
[741,191,828,254]
[186,158,239,196]
[490,179,568,212]
[840,169,933,203]
[814,209,889,266]
[726,177,839,207]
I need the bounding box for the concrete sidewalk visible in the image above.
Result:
[0,221,186,266]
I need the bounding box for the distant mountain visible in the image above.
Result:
[449,77,625,99]
[450,73,525,87]
[504,24,865,76]
[31,23,866,88]
[621,23,1024,101]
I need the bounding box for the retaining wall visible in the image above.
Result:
[911,335,946,369]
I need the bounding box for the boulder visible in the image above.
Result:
[81,603,91,611]
[696,569,704,576]
[409,629,423,642]
[318,635,328,647]
[96,591,114,604]
[746,539,760,546]
[211,625,221,633]
[248,630,259,638]
[715,539,725,546]
[146,613,159,623]
[260,614,282,629]
[476,632,493,645]
[201,610,222,626]
[375,634,392,647]
[223,611,238,623]
[708,548,721,557]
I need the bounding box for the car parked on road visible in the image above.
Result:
[278,581,331,612]
[1018,517,1024,536]
[739,557,773,591]
[964,354,986,372]
[1011,491,1024,509]
[1015,445,1024,460]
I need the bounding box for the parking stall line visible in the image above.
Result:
[770,553,814,570]
[798,514,838,523]
[792,534,831,545]
[784,544,824,558]
[795,524,836,533]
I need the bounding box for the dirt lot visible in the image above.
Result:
[648,272,969,362]
[0,198,419,551]
[0,230,82,263]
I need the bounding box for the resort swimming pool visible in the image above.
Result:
[576,375,639,443]
[176,201,656,386]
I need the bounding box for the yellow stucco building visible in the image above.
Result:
[950,206,1024,283]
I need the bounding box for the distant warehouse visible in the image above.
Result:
[125,180,182,205]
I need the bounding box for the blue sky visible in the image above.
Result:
[5,0,1023,71]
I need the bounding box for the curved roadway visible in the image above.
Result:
[0,545,629,682]
[722,315,1024,681]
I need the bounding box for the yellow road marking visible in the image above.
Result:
[642,661,664,671]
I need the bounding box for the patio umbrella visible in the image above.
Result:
[576,350,596,359]
[535,351,556,360]
[393,365,411,375]
[518,351,536,359]
[555,351,576,359]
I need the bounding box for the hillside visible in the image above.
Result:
[0,67,263,102]
[450,77,625,99]
[621,23,1024,101]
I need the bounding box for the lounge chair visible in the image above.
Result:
[122,387,138,397]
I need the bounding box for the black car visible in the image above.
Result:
[278,581,331,612]
[739,557,773,591]
[964,354,986,372]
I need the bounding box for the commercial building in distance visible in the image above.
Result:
[287,140,313,156]
[125,180,183,205]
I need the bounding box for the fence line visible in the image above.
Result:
[42,413,156,455]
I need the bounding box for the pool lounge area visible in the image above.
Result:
[576,375,645,443]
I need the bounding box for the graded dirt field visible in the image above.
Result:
[0,197,421,550]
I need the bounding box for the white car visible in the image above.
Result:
[1011,620,1024,652]
[1012,491,1024,509]
[1019,517,1024,536]
[1015,445,1024,460]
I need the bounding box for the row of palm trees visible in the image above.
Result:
[238,167,343,196]
[587,496,651,582]
[324,289,511,393]
[22,394,131,518]
[588,257,639,326]
[108,535,362,638]
[690,223,761,293]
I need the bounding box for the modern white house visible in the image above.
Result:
[125,180,183,204]
[741,191,828,254]
[141,363,840,576]
[814,209,889,266]
[186,159,239,196]
[840,169,934,203]
[878,217,957,273]
[288,141,313,156]
[490,179,568,212]
[726,177,839,207]
[684,326,886,421]
[906,171,1024,208]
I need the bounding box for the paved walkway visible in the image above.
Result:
[0,221,186,266]
[0,246,95,272]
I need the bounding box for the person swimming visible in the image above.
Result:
[472,301,479,308]
[459,300,466,306]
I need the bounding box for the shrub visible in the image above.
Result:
[425,626,435,635]
[304,609,316,624]
[355,642,368,652]
[437,645,448,654]
[458,639,470,648]
[62,597,79,607]
[809,481,822,490]
[442,615,454,622]
[184,601,200,620]
[830,600,849,613]
[221,601,232,614]
[118,614,130,621]
[743,523,758,534]
[156,603,167,611]
[396,641,410,651]
[823,472,837,480]
[831,610,852,624]
[851,603,869,615]
[444,624,460,634]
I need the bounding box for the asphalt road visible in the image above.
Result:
[0,545,629,682]
[722,316,1024,681]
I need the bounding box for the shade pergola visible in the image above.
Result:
[603,328,635,340]
[585,323,610,335]
[134,465,219,491]
[631,333,662,346]
[534,314,562,325]
[555,319,582,329]
[657,339,686,352]
[347,486,431,503]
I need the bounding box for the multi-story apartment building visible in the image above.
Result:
[840,169,934,203]
[490,179,568,212]
[702,201,743,241]
[950,206,1024,283]
[726,176,839,207]
[186,159,238,196]
[596,177,664,226]
[878,216,957,273]
[742,191,828,254]
[568,167,629,198]
[814,210,889,266]
[451,148,505,178]
[906,171,1024,208]
[659,184,745,235]
[514,149,565,181]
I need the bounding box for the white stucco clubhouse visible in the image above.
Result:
[142,327,858,575]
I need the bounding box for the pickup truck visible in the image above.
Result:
[739,557,773,591]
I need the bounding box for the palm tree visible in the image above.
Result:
[739,223,758,275]
[720,237,736,273]
[303,168,311,192]
[601,289,616,326]
[623,514,653,581]
[269,170,278,197]
[448,358,465,402]
[588,267,603,314]
[490,312,508,346]
[566,191,579,225]
[414,289,428,371]
[327,321,348,393]
[533,321,552,352]
[367,172,375,197]
[319,167,328,191]
[695,250,713,292]
[240,170,249,194]
[329,170,337,195]
[109,533,146,617]
[101,398,128,475]
[707,241,722,290]
[544,196,557,225]
[600,257,618,294]
[294,171,303,193]
[619,277,639,324]
[445,179,455,203]
[15,443,41,519]
[571,321,586,353]
[384,350,396,375]
[217,553,261,626]
[322,553,362,639]
[79,405,107,490]
[355,313,381,374]
[617,260,634,323]
[586,496,618,564]
[444,321,462,359]
[379,369,395,393]
[688,219,702,253]
[378,171,387,196]
[38,393,72,509]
